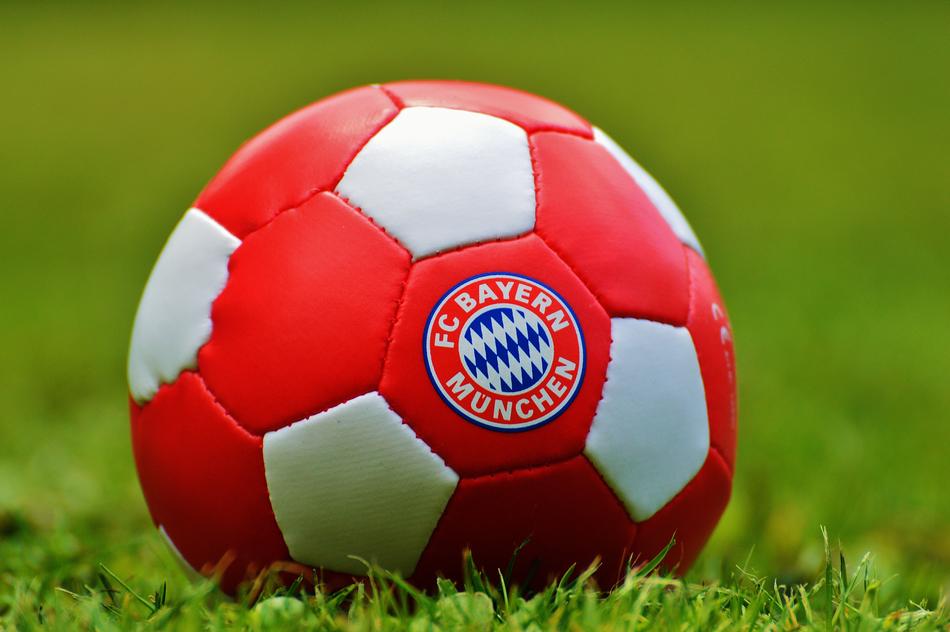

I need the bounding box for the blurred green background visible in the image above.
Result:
[1,0,947,606]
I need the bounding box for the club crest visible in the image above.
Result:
[423,273,585,431]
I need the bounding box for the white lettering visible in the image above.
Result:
[477,283,498,303]
[454,292,476,313]
[445,372,474,401]
[531,388,553,412]
[495,280,514,299]
[720,325,732,345]
[471,391,490,413]
[546,309,569,332]
[531,292,552,314]
[555,357,576,380]
[493,399,512,421]
[438,314,459,332]
[434,332,454,348]
[515,283,531,303]
[546,376,566,397]
[515,399,532,419]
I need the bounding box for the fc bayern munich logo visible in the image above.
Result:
[423,273,586,432]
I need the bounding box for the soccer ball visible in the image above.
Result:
[128,81,737,593]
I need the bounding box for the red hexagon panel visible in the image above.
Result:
[380,235,610,477]
[532,131,690,325]
[685,248,738,470]
[195,85,399,238]
[383,80,592,137]
[130,371,289,593]
[411,456,635,589]
[198,192,409,435]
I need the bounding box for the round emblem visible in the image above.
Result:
[423,272,585,432]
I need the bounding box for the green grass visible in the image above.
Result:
[1,1,948,628]
[7,535,949,630]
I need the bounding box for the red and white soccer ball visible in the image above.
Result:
[128,81,737,593]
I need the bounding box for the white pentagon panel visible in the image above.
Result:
[262,392,459,576]
[593,127,704,257]
[127,209,239,404]
[336,106,536,259]
[584,318,709,522]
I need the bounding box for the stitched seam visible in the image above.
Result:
[326,193,424,412]
[527,131,543,217]
[684,243,697,324]
[466,450,587,482]
[379,87,593,139]
[626,445,733,560]
[376,79,594,140]
[534,224,689,327]
[382,384,592,480]
[212,94,399,240]
[529,131,690,326]
[407,452,594,577]
[200,320,401,435]
[197,191,412,437]
[149,212,275,436]
[211,85,402,243]
[410,230,534,263]
[575,453,633,525]
[330,191,412,258]
[531,229,609,311]
[578,451,639,577]
[710,444,734,478]
[377,83,404,108]
[524,133,614,314]
[407,481,457,578]
[191,189,327,436]
[376,101,595,139]
[528,126,593,140]
[420,452,635,583]
[586,314,614,449]
[575,331,628,528]
[684,241,704,258]
[377,256,412,386]
[371,126,537,261]
[210,187,327,246]
[528,135,643,326]
[328,90,401,192]
[219,380,386,440]
[321,190,413,413]
[152,370,268,442]
[194,371,256,438]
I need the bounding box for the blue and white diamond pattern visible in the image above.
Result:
[458,306,554,394]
